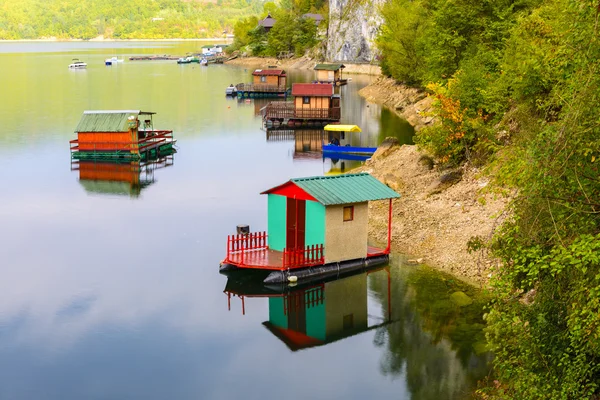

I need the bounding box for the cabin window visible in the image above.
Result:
[303,96,310,104]
[343,314,354,330]
[343,206,354,222]
[260,76,266,82]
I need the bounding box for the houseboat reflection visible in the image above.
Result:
[224,269,392,351]
[71,154,174,197]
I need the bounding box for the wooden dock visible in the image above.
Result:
[262,101,341,127]
[236,84,288,98]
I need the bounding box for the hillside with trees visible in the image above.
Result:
[0,0,264,39]
[377,0,600,398]
[227,0,327,57]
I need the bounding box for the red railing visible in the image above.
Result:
[226,231,268,263]
[282,244,324,269]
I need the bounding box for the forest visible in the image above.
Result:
[226,0,327,57]
[377,0,600,398]
[0,0,264,39]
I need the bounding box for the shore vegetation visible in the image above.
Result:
[226,0,326,57]
[0,0,264,39]
[377,0,600,397]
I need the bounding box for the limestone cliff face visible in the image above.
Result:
[326,0,383,62]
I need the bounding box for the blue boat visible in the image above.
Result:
[322,124,377,155]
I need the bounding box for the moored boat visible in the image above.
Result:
[225,84,237,96]
[322,124,377,155]
[177,56,200,64]
[69,59,87,69]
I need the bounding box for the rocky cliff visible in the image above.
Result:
[327,0,384,62]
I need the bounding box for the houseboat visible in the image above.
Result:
[314,63,347,86]
[262,83,341,128]
[224,268,394,350]
[70,110,176,161]
[71,153,174,198]
[220,173,400,284]
[236,69,288,98]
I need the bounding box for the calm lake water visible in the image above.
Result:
[0,41,490,399]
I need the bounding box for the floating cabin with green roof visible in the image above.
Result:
[314,63,347,86]
[69,110,176,161]
[220,173,400,284]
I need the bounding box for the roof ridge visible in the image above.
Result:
[291,172,368,182]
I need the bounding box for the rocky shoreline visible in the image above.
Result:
[358,77,434,131]
[357,142,509,285]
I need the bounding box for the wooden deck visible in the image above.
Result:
[235,83,288,97]
[223,242,387,271]
[263,101,341,121]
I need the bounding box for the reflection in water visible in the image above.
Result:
[224,268,393,351]
[71,154,174,197]
[225,263,492,399]
[371,263,492,400]
[265,128,366,172]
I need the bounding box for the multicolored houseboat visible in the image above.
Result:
[236,69,288,98]
[262,83,341,128]
[220,173,400,284]
[70,110,176,161]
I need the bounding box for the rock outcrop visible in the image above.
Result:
[327,0,383,62]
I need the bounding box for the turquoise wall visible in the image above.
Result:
[306,300,326,341]
[269,297,288,329]
[305,200,325,247]
[268,194,287,251]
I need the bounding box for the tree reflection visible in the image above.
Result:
[369,266,492,400]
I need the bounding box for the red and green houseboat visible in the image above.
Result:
[220,173,400,284]
[70,110,176,161]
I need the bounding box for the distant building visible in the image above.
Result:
[302,13,324,26]
[201,44,228,55]
[258,13,276,33]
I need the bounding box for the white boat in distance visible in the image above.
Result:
[69,59,87,69]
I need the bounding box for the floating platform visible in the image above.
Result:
[70,110,176,161]
[129,55,180,61]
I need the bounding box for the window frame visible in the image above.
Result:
[343,205,354,222]
[302,96,310,105]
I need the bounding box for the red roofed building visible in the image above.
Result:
[292,83,333,97]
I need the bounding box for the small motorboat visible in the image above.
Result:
[177,56,200,64]
[69,59,87,69]
[105,56,123,65]
[200,58,208,66]
[225,84,237,96]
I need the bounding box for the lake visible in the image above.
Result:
[0,41,490,399]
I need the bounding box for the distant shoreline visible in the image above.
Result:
[0,37,233,43]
